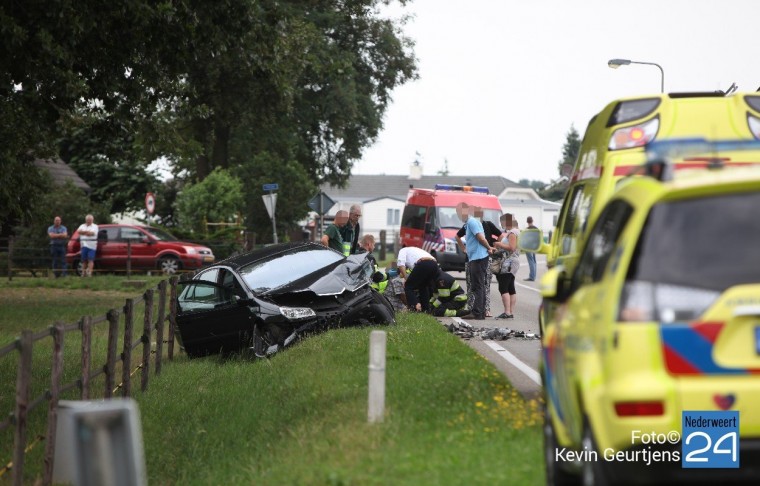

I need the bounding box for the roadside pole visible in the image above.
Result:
[262,184,279,244]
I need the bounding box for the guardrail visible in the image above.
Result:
[0,277,180,485]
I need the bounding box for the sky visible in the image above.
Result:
[355,0,760,184]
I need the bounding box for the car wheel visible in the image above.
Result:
[73,260,83,276]
[581,422,609,486]
[158,256,181,275]
[544,400,581,486]
[369,288,396,324]
[252,324,278,358]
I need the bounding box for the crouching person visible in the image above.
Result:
[429,269,470,317]
[371,263,407,312]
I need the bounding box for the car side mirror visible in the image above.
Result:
[234,295,255,306]
[518,229,551,254]
[540,265,571,302]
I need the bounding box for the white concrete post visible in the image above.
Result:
[368,330,386,423]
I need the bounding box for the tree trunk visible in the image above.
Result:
[212,121,230,170]
[194,119,212,180]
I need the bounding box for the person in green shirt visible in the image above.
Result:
[321,210,350,255]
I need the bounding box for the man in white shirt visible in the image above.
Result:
[77,214,99,277]
[397,245,438,312]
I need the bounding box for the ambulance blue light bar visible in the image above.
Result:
[434,184,489,194]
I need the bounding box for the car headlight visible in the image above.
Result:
[444,238,458,253]
[280,306,316,320]
[183,246,197,255]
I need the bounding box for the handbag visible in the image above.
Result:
[489,251,507,274]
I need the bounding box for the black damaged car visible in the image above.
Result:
[175,242,396,358]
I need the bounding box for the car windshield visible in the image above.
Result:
[436,207,502,229]
[239,246,345,294]
[627,190,760,292]
[142,226,179,241]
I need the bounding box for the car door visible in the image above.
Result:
[553,200,634,444]
[95,227,121,269]
[175,274,255,357]
[119,226,153,269]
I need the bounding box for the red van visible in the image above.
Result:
[400,184,503,271]
[66,224,215,275]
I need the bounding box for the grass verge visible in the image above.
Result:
[137,312,543,485]
[0,286,543,485]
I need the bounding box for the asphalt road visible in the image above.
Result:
[438,253,545,400]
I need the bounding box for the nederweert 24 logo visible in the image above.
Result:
[682,411,739,468]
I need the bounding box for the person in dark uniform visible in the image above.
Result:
[428,269,470,317]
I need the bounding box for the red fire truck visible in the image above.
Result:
[399,184,503,271]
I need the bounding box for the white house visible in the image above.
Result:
[313,164,562,242]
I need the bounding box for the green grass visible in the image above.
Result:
[137,313,543,485]
[0,279,172,484]
[0,286,544,485]
[0,274,166,295]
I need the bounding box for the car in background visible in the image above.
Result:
[66,224,214,275]
[175,242,396,358]
[525,149,760,485]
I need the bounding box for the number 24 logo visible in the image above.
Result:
[684,431,737,462]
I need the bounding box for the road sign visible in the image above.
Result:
[145,193,156,215]
[262,183,279,192]
[262,193,277,219]
[307,192,336,216]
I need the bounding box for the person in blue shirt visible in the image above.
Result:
[456,202,494,319]
[47,216,69,277]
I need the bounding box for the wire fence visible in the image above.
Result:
[0,277,180,485]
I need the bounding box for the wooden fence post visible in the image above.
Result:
[105,309,119,398]
[141,289,154,392]
[43,323,64,484]
[155,280,166,375]
[12,330,32,486]
[80,316,92,400]
[167,276,179,360]
[122,299,134,397]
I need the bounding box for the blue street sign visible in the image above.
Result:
[263,183,279,192]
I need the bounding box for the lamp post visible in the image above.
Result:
[608,58,665,93]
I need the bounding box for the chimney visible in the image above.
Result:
[409,161,423,180]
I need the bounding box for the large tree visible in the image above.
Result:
[1,0,417,239]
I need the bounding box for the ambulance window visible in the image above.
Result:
[558,185,593,256]
[401,205,427,230]
[559,185,585,237]
[572,200,633,287]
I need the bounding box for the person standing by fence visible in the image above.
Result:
[77,214,99,277]
[47,216,68,277]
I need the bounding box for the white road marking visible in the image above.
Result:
[515,281,540,293]
[483,340,542,386]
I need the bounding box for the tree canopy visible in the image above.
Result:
[1,0,417,238]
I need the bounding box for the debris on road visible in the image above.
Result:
[439,319,540,341]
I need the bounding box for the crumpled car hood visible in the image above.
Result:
[265,253,372,297]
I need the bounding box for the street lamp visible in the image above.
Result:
[608,58,665,93]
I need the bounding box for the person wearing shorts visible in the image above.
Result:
[494,214,520,319]
[77,214,99,277]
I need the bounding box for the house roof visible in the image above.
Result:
[499,198,562,210]
[321,174,521,201]
[362,195,406,204]
[34,158,91,192]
